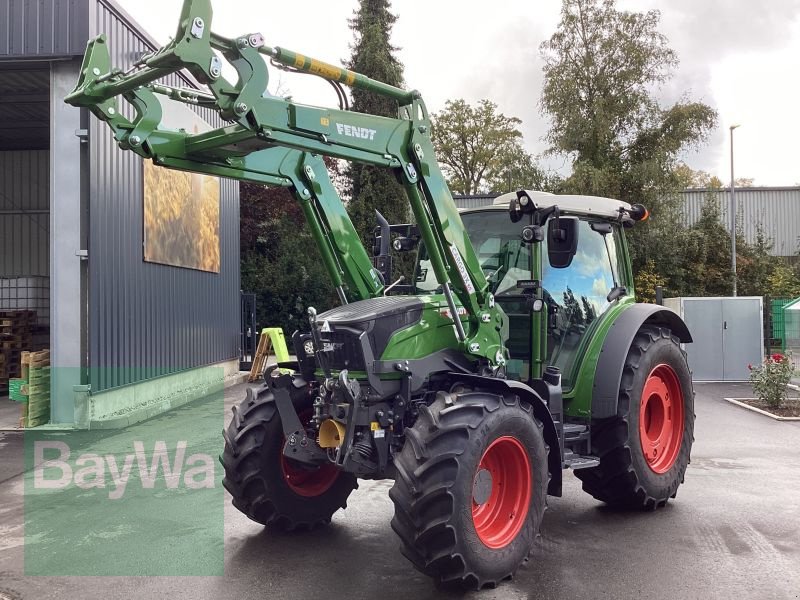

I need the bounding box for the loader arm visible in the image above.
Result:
[65,0,501,360]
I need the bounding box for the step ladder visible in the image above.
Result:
[248,328,290,382]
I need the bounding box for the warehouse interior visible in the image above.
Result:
[0,62,52,422]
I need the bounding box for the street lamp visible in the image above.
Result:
[730,124,740,297]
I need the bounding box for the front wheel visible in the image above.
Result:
[576,326,695,509]
[221,382,357,530]
[390,392,548,589]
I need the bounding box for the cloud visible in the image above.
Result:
[117,0,800,184]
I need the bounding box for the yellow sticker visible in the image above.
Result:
[370,421,380,431]
[309,59,342,81]
[293,53,306,69]
[320,117,330,127]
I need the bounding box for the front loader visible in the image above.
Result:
[66,0,695,589]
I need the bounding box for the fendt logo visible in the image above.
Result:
[336,123,377,140]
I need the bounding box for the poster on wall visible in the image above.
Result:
[143,98,221,273]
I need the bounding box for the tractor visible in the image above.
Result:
[66,0,694,589]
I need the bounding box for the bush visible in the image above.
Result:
[748,353,794,408]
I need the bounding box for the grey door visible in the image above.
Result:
[682,299,723,380]
[722,298,762,380]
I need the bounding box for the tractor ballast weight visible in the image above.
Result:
[67,1,696,589]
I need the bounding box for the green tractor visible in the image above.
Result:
[66,0,694,589]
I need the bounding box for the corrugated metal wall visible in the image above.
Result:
[454,189,800,257]
[0,150,49,276]
[87,1,240,392]
[0,0,90,58]
[682,188,800,257]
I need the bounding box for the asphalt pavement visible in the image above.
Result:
[0,381,799,600]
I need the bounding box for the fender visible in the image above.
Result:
[591,303,692,419]
[446,373,563,497]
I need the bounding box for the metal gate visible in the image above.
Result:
[239,292,257,371]
[665,297,763,381]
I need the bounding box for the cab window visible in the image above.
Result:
[542,220,626,387]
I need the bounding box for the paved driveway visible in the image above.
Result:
[0,382,799,599]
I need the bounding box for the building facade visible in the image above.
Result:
[1,0,241,427]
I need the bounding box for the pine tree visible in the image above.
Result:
[346,0,408,246]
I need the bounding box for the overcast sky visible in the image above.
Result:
[118,0,800,186]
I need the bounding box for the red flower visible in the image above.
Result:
[748,364,753,370]
[772,353,785,362]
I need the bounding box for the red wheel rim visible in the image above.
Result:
[279,409,340,497]
[639,364,685,474]
[471,436,532,549]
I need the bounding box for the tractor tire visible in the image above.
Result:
[576,326,695,509]
[221,383,357,530]
[390,391,548,589]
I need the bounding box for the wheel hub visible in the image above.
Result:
[639,364,685,474]
[471,436,532,550]
[472,468,493,505]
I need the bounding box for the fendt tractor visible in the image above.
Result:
[66,0,695,588]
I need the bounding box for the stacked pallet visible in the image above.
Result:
[0,310,37,394]
[23,350,51,428]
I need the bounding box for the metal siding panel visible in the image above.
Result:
[8,0,23,55]
[88,2,239,392]
[0,1,8,55]
[0,150,49,277]
[680,188,800,257]
[0,0,88,58]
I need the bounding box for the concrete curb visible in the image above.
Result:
[87,369,249,430]
[724,397,800,421]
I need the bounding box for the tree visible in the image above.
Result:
[345,0,408,244]
[634,259,666,303]
[431,99,554,195]
[737,225,774,297]
[540,0,717,281]
[239,182,336,335]
[766,263,800,298]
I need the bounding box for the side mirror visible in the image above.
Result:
[547,217,579,268]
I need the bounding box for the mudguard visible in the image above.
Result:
[446,373,563,497]
[591,304,692,419]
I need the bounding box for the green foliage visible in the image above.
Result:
[767,263,800,298]
[749,352,794,408]
[634,259,666,303]
[240,183,336,336]
[737,225,774,297]
[345,0,408,245]
[540,0,717,284]
[679,193,734,296]
[431,99,555,194]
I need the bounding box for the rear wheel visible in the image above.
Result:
[390,392,548,589]
[221,382,357,530]
[576,326,694,509]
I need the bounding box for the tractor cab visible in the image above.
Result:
[415,191,637,389]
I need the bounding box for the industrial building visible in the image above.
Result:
[0,0,241,427]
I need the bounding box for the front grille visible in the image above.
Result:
[319,330,366,371]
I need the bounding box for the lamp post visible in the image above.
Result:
[730,124,740,297]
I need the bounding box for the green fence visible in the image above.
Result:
[784,297,800,355]
[770,298,792,347]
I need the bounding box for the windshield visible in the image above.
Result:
[415,211,530,296]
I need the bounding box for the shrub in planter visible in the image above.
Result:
[748,353,794,408]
